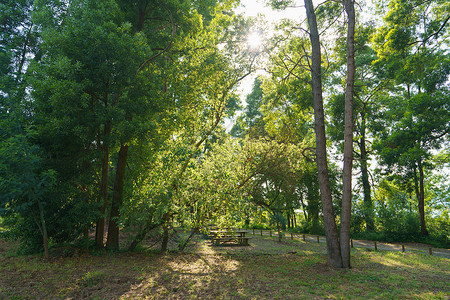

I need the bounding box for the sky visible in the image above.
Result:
[235,0,304,22]
[224,1,305,130]
[234,0,305,98]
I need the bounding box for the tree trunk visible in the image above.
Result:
[106,144,129,251]
[37,199,49,259]
[418,159,429,236]
[95,124,110,247]
[293,212,297,228]
[128,218,163,251]
[161,213,171,252]
[340,0,356,269]
[178,227,199,252]
[360,111,374,231]
[304,0,342,268]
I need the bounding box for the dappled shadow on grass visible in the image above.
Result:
[0,235,449,299]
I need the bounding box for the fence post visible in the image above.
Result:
[303,234,305,241]
[402,245,405,253]
[429,248,433,256]
[291,233,293,240]
[270,230,272,237]
[260,229,263,236]
[374,241,378,251]
[317,236,320,243]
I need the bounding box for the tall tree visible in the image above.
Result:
[340,0,356,268]
[303,0,343,268]
[372,0,450,236]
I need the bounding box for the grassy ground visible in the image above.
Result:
[0,233,449,299]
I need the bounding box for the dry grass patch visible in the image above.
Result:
[0,234,448,299]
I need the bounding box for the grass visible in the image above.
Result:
[0,234,449,299]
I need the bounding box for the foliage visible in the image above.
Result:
[1,0,450,259]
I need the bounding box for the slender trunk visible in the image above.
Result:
[304,0,342,268]
[37,200,49,259]
[95,123,111,248]
[340,0,356,269]
[413,164,420,203]
[293,212,297,228]
[15,24,33,85]
[360,111,374,231]
[106,144,129,251]
[178,227,199,252]
[128,218,164,251]
[418,159,429,236]
[287,212,291,228]
[161,225,169,252]
[161,213,170,252]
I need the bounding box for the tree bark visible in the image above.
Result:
[106,144,129,251]
[95,123,111,248]
[418,159,429,236]
[340,0,356,269]
[160,213,171,252]
[37,199,49,259]
[360,111,374,231]
[304,0,342,268]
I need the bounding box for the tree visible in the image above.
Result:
[263,0,355,267]
[340,0,356,268]
[372,0,450,236]
[231,77,267,138]
[117,3,258,251]
[303,0,343,268]
[0,135,57,258]
[0,0,57,257]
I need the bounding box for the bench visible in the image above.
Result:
[211,237,236,246]
[211,236,252,246]
[237,237,252,246]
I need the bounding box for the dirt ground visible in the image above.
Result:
[0,231,449,299]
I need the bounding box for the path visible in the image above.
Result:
[245,229,450,259]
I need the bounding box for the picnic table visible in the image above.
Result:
[209,229,252,246]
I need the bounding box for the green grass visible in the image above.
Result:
[0,235,449,299]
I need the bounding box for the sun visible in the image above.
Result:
[247,31,262,49]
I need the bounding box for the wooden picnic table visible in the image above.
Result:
[209,229,252,246]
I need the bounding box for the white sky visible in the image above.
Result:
[235,0,304,22]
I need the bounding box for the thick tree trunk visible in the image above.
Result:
[360,112,374,231]
[340,0,356,269]
[106,144,129,251]
[418,159,429,236]
[304,0,342,268]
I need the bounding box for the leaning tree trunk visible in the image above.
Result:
[340,0,356,269]
[304,0,342,268]
[106,144,129,251]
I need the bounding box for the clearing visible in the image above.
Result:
[0,232,449,299]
